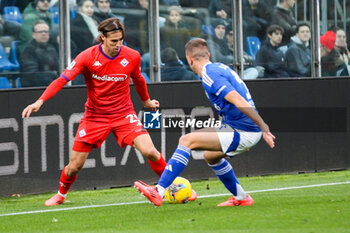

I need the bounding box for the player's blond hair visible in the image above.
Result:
[185,38,209,60]
[96,17,125,43]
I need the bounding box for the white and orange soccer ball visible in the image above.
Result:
[164,177,192,204]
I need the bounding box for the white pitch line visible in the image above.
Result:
[198,181,350,198]
[0,201,148,217]
[1,181,349,217]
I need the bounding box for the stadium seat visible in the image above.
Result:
[246,36,261,60]
[0,77,12,89]
[201,25,215,36]
[9,40,20,71]
[3,6,22,24]
[50,7,77,24]
[70,7,77,20]
[49,6,59,24]
[0,43,17,72]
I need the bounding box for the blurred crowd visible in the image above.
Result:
[0,0,349,88]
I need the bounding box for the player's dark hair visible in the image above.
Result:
[185,38,209,60]
[96,17,125,43]
[267,24,284,35]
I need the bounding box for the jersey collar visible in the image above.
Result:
[99,44,122,60]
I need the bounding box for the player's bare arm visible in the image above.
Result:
[224,90,276,148]
[143,99,160,111]
[22,99,44,118]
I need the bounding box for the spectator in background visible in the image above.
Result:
[0,14,21,48]
[0,15,21,39]
[109,0,130,8]
[285,22,311,77]
[19,0,53,52]
[256,24,289,78]
[226,24,264,79]
[163,5,185,30]
[206,18,233,65]
[160,5,191,61]
[320,30,339,77]
[160,47,198,81]
[209,0,227,20]
[271,0,296,46]
[177,0,227,22]
[71,0,99,54]
[20,20,59,87]
[124,0,149,55]
[14,0,34,13]
[242,0,272,42]
[93,0,123,24]
[334,28,350,76]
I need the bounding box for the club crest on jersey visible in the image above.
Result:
[79,129,86,137]
[120,58,129,67]
[93,61,102,66]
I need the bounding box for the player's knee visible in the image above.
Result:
[142,147,159,161]
[178,134,194,149]
[66,163,83,176]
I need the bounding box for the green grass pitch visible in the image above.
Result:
[0,170,349,233]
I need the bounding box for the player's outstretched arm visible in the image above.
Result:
[22,76,68,119]
[22,99,44,118]
[224,90,276,148]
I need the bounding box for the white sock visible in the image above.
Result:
[57,191,67,198]
[234,184,247,200]
[155,184,166,198]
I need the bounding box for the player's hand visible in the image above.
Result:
[262,131,276,148]
[22,99,44,118]
[143,99,159,111]
[259,123,275,148]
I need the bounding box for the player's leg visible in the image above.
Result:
[209,129,261,206]
[156,128,221,196]
[133,134,166,177]
[134,128,220,205]
[117,112,166,177]
[45,142,92,206]
[204,151,252,206]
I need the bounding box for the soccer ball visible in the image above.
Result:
[164,177,192,204]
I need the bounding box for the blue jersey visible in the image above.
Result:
[202,62,261,132]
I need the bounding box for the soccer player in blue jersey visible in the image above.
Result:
[135,38,276,207]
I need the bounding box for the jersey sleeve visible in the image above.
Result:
[202,66,235,100]
[38,76,68,102]
[61,50,88,81]
[131,54,150,101]
[38,51,88,102]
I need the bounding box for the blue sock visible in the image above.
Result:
[209,159,246,199]
[158,145,191,189]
